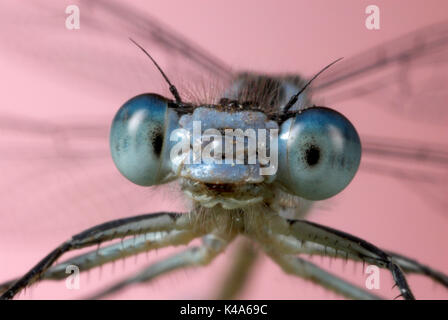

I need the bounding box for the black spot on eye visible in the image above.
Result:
[305,145,320,166]
[150,126,164,157]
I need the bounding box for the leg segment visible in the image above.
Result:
[0,230,197,294]
[215,239,258,299]
[0,212,192,300]
[88,233,232,299]
[386,251,448,287]
[263,217,415,299]
[267,252,382,300]
[266,233,448,288]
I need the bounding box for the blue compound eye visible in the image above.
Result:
[277,107,361,200]
[110,94,178,186]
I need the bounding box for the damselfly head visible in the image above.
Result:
[110,42,360,208]
[110,87,362,209]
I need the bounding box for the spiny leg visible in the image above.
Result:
[266,251,382,300]
[0,212,193,300]
[265,217,415,299]
[268,235,448,288]
[88,233,233,299]
[0,230,197,294]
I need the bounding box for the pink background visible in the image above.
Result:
[0,0,447,299]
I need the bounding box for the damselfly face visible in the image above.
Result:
[109,84,361,209]
[0,0,447,299]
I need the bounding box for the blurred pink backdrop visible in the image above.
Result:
[0,0,447,299]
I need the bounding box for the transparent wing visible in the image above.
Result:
[0,0,232,102]
[360,136,448,214]
[312,20,448,124]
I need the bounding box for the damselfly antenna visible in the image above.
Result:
[284,57,343,112]
[129,38,183,104]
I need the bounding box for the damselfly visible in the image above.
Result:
[0,0,447,299]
